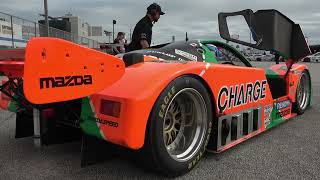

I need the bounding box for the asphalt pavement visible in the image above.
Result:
[0,62,320,180]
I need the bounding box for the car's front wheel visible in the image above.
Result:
[144,76,213,177]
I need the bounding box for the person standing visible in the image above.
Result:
[127,3,165,52]
[114,32,127,53]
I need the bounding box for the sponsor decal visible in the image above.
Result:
[40,75,92,89]
[275,100,291,117]
[264,104,273,127]
[159,86,176,118]
[217,80,267,112]
[145,50,176,58]
[277,109,290,117]
[276,100,290,110]
[87,116,118,128]
[175,49,198,61]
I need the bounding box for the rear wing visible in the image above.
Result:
[218,9,311,62]
[0,38,125,105]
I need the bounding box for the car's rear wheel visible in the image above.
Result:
[293,70,311,114]
[144,76,212,177]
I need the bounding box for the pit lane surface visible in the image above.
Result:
[0,62,319,179]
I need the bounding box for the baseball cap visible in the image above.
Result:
[147,3,165,15]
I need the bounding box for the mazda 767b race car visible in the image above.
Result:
[0,9,312,177]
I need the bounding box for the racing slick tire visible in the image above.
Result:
[144,75,213,177]
[293,70,311,115]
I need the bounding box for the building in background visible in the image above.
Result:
[0,11,113,48]
[62,13,108,45]
[88,25,108,43]
[62,13,89,44]
[38,17,72,41]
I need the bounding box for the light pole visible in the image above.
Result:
[112,20,116,42]
[44,0,49,36]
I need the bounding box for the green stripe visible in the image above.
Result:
[80,97,103,139]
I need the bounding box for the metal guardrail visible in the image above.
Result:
[0,11,100,48]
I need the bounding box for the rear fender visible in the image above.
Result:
[84,62,211,149]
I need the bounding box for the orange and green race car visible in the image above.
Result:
[0,9,312,177]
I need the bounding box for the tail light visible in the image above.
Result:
[100,99,121,118]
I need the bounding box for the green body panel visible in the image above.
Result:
[199,42,218,63]
[80,97,103,139]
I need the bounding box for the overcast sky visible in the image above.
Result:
[1,0,320,45]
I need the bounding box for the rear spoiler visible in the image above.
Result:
[218,9,311,62]
[0,38,125,105]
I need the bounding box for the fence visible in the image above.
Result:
[0,11,100,48]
